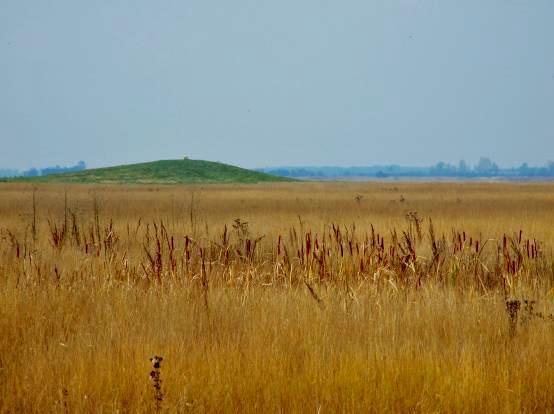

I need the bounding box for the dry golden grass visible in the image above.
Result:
[1,181,554,412]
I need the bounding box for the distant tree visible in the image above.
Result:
[431,161,456,176]
[518,163,530,176]
[475,157,499,175]
[434,162,446,173]
[23,168,40,177]
[457,160,470,174]
[41,161,87,176]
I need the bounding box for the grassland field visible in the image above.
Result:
[2,181,554,412]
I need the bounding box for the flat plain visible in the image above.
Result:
[1,181,554,412]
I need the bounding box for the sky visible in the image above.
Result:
[1,0,553,170]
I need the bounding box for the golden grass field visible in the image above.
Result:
[2,181,554,413]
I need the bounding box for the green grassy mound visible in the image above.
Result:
[19,159,293,184]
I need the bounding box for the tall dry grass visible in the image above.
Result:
[1,182,554,412]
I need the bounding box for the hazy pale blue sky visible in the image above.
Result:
[1,0,553,169]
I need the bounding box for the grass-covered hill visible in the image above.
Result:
[18,159,293,184]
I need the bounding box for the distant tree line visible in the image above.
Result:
[0,161,86,178]
[258,158,554,179]
[0,169,19,178]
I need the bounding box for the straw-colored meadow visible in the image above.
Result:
[2,181,554,413]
